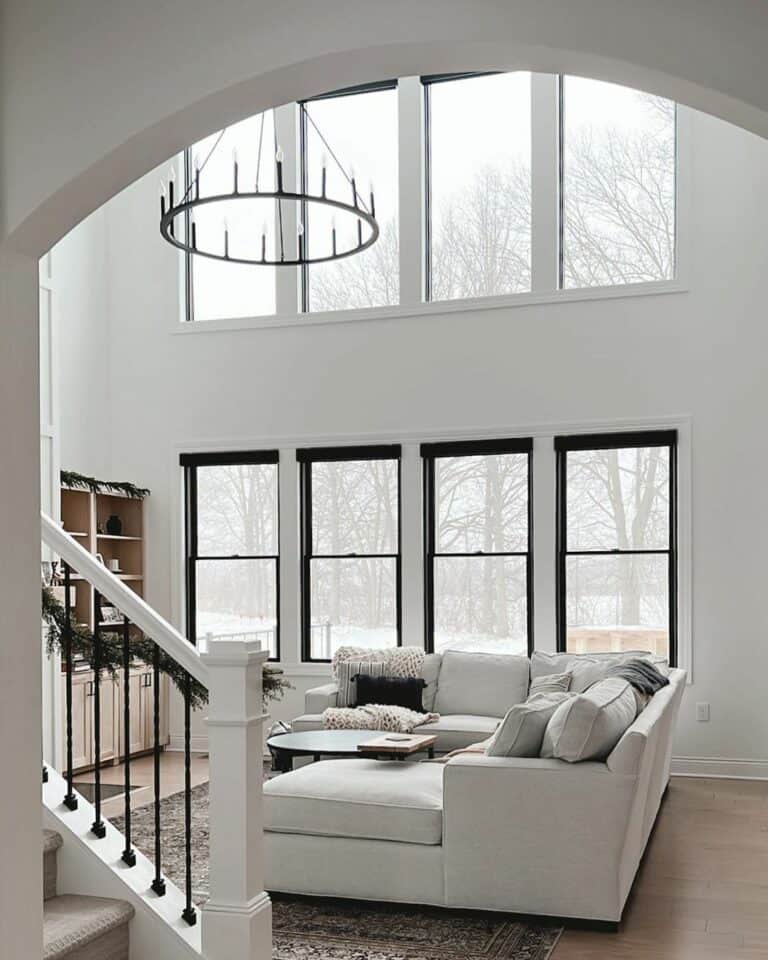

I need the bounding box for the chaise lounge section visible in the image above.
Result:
[265,653,685,923]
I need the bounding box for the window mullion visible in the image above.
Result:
[530,73,560,294]
[397,77,425,306]
[274,102,300,315]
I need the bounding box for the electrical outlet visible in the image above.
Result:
[696,702,710,722]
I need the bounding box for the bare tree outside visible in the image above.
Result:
[564,446,671,656]
[194,463,279,656]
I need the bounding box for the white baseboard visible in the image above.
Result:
[671,756,768,780]
[167,735,210,753]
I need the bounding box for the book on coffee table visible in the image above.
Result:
[357,733,437,756]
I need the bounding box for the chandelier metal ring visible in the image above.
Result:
[160,188,379,267]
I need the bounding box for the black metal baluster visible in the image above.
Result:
[121,615,136,866]
[91,590,106,838]
[42,765,48,783]
[63,562,78,811]
[181,671,196,925]
[151,642,166,895]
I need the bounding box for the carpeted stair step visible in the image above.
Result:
[44,830,63,900]
[44,895,134,960]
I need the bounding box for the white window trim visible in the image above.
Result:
[170,414,692,682]
[175,81,690,333]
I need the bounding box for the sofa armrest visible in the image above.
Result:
[442,754,638,920]
[305,682,339,713]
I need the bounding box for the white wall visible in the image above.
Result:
[52,105,768,771]
[52,210,112,477]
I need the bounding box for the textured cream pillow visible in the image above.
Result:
[486,692,572,758]
[540,678,637,762]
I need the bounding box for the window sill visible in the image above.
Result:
[173,279,688,335]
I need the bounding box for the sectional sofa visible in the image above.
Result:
[264,650,685,924]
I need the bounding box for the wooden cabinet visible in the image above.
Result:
[61,666,169,775]
[59,483,169,774]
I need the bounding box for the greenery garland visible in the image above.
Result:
[61,470,150,500]
[42,588,291,709]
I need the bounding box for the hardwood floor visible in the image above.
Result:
[86,761,768,957]
[554,777,768,959]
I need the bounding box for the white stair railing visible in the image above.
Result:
[41,511,271,960]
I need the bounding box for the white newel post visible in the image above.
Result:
[201,639,272,960]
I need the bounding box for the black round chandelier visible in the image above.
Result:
[159,108,379,266]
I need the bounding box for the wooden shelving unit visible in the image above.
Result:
[59,485,168,774]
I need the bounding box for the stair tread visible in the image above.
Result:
[44,895,134,960]
[43,830,63,856]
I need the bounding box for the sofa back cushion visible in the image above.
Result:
[540,677,637,762]
[434,651,530,718]
[422,653,442,712]
[486,692,572,757]
[531,650,666,694]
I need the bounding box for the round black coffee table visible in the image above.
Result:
[267,729,436,772]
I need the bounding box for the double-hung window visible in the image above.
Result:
[555,431,677,662]
[182,451,280,659]
[298,445,402,661]
[422,438,533,655]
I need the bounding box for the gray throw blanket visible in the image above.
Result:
[607,658,669,696]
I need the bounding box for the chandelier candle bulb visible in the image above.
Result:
[331,220,337,257]
[223,219,229,258]
[190,219,197,250]
[351,176,358,208]
[194,155,201,198]
[357,218,362,245]
[370,190,376,219]
[261,229,267,263]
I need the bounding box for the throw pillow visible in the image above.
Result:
[355,675,427,712]
[528,671,572,697]
[336,660,388,707]
[486,692,572,758]
[540,677,637,762]
[606,658,670,713]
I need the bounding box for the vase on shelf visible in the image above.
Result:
[106,514,123,535]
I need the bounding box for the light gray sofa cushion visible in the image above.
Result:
[486,692,572,758]
[264,758,444,845]
[434,651,530,718]
[413,714,500,752]
[422,653,442,712]
[541,677,637,762]
[528,671,572,696]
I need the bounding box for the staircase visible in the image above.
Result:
[44,829,134,960]
[41,512,273,960]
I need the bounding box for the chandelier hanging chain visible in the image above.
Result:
[255,112,266,192]
[300,104,371,215]
[159,104,379,267]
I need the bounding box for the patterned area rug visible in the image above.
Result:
[113,780,562,959]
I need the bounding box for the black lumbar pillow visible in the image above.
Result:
[354,674,427,712]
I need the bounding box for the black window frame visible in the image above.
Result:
[298,444,402,662]
[421,437,534,656]
[298,79,399,315]
[181,450,281,660]
[555,430,678,665]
